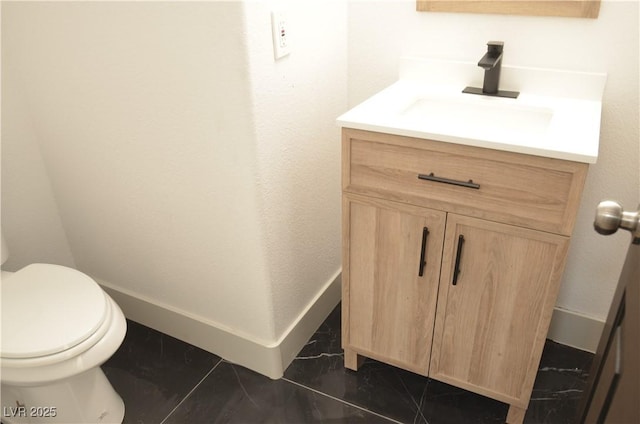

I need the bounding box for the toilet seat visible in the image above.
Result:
[1,298,113,368]
[1,294,126,386]
[1,264,108,360]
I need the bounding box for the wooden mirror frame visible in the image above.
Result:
[416,1,601,19]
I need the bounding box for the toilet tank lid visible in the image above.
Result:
[1,264,108,359]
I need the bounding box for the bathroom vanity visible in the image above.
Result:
[338,58,606,423]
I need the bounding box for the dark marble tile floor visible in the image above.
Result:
[103,304,593,423]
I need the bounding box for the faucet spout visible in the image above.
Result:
[478,49,502,70]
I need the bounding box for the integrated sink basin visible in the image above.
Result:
[337,58,607,163]
[401,95,554,139]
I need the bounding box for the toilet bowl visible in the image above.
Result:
[1,236,127,424]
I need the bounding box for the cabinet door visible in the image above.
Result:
[343,194,446,375]
[430,214,569,406]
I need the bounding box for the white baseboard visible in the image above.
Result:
[98,272,600,380]
[97,271,342,379]
[547,307,605,353]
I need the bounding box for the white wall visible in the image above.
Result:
[244,1,347,338]
[2,0,347,376]
[1,59,76,270]
[3,1,277,340]
[348,0,640,324]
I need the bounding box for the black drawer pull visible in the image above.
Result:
[452,235,465,285]
[418,173,480,190]
[418,227,429,277]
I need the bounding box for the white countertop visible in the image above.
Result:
[337,58,607,164]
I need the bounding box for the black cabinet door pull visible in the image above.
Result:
[452,235,465,285]
[418,173,480,190]
[418,227,429,277]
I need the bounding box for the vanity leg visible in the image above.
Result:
[344,348,365,371]
[506,405,526,424]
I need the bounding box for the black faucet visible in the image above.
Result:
[463,41,519,99]
[478,41,503,94]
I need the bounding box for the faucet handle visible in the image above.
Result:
[487,41,504,54]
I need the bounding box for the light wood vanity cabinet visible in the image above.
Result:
[341,128,588,423]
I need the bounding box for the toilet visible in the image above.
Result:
[1,234,127,424]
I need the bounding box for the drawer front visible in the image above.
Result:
[342,129,588,235]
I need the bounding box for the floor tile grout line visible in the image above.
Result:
[159,358,224,424]
[282,377,404,424]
